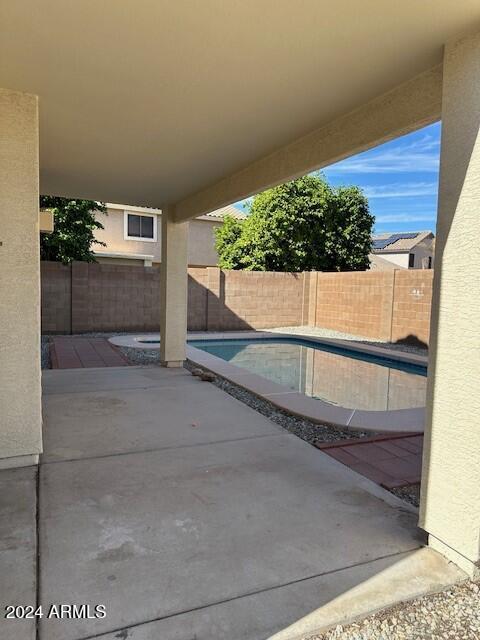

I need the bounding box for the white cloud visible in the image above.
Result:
[326,134,440,174]
[374,213,437,223]
[363,182,438,199]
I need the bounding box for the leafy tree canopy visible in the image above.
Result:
[40,196,106,264]
[215,174,374,272]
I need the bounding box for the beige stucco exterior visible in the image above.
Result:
[6,2,477,208]
[187,219,222,267]
[373,241,434,270]
[409,238,435,269]
[0,88,42,468]
[94,205,161,266]
[159,207,188,366]
[94,204,222,267]
[419,31,480,578]
[39,209,54,233]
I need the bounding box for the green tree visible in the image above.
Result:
[214,174,373,272]
[40,197,107,264]
[214,214,245,269]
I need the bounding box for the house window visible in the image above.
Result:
[124,212,157,242]
[408,253,415,268]
[428,256,432,269]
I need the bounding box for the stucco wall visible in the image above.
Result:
[0,89,42,466]
[376,252,410,269]
[188,219,221,266]
[411,241,434,269]
[419,31,480,576]
[94,208,221,267]
[94,207,162,262]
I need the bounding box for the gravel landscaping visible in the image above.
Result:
[390,484,421,508]
[306,579,480,640]
[41,335,51,369]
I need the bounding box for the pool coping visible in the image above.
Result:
[110,331,427,434]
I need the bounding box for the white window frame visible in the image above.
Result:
[124,210,158,242]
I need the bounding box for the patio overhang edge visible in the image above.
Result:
[173,64,442,222]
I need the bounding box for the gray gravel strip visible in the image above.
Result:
[390,484,421,508]
[118,345,162,366]
[41,335,52,369]
[306,579,480,640]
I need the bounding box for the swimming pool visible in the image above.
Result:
[189,338,427,412]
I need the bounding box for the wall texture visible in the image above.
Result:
[41,262,71,333]
[41,262,433,344]
[313,271,395,341]
[419,31,480,577]
[187,268,209,330]
[94,207,221,267]
[0,89,43,466]
[390,270,433,344]
[310,270,433,345]
[94,207,162,263]
[210,269,305,331]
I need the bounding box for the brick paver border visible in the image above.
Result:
[50,337,130,369]
[316,434,423,489]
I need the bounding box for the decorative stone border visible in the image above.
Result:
[109,331,427,434]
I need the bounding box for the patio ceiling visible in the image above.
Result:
[1,1,479,213]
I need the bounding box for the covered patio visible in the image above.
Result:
[3,364,462,639]
[1,2,480,638]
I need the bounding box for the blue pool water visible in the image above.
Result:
[189,338,427,412]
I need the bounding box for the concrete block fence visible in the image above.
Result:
[41,262,433,344]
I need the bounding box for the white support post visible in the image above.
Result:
[419,32,480,578]
[0,88,42,468]
[159,206,188,367]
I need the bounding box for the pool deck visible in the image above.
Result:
[0,364,464,640]
[110,331,427,434]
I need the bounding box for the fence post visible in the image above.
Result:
[206,267,221,331]
[306,271,318,327]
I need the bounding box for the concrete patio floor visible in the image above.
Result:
[1,365,464,640]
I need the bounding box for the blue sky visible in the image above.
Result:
[235,121,441,235]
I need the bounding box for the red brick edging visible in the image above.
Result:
[316,433,424,490]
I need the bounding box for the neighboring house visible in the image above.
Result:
[369,231,435,270]
[93,203,247,267]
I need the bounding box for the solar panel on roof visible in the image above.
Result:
[373,232,418,250]
[373,238,392,250]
